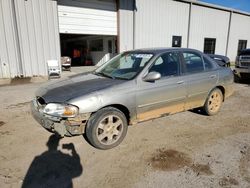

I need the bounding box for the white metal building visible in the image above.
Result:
[0,0,250,79]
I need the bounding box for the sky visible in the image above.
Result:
[199,0,250,13]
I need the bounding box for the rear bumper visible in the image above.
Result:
[31,100,90,136]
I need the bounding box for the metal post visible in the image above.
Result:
[225,11,232,56]
[187,2,192,48]
[12,0,23,76]
[133,0,136,50]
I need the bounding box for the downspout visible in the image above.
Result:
[116,0,120,53]
[225,11,232,56]
[133,0,136,49]
[187,2,192,48]
[12,0,23,76]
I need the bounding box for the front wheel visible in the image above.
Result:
[85,107,128,150]
[203,88,223,116]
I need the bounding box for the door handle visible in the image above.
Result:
[177,81,184,84]
[210,75,216,78]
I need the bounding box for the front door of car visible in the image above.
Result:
[136,52,187,122]
[180,51,218,110]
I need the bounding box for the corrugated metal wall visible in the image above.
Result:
[227,13,250,60]
[1,0,250,79]
[118,0,250,61]
[119,0,134,52]
[0,0,21,78]
[134,0,190,49]
[14,0,60,77]
[188,5,230,55]
[0,0,60,78]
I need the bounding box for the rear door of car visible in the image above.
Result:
[136,51,187,122]
[180,50,218,110]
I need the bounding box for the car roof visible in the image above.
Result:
[126,48,201,55]
[126,48,221,68]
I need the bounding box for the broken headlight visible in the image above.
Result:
[43,103,78,118]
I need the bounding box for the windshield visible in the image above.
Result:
[239,49,250,56]
[94,52,154,80]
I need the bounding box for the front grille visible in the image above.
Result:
[240,55,250,60]
[36,97,46,105]
[239,56,250,67]
[240,62,250,67]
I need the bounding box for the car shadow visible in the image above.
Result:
[189,108,207,116]
[22,134,83,188]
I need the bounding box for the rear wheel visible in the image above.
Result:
[203,88,223,116]
[85,107,128,150]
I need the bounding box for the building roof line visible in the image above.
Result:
[174,0,250,17]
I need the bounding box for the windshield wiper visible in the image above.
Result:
[112,76,129,80]
[93,72,115,79]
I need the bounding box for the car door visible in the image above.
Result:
[136,51,187,122]
[180,51,218,110]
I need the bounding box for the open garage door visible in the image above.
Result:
[60,34,117,66]
[58,0,117,35]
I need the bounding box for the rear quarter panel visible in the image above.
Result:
[217,67,234,99]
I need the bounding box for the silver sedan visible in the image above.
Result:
[31,48,234,149]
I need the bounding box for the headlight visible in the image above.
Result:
[43,103,78,117]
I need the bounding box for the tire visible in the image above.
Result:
[85,107,128,150]
[203,88,223,116]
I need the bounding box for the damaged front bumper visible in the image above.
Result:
[31,99,90,137]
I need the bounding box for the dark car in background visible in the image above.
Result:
[207,54,230,67]
[234,49,250,80]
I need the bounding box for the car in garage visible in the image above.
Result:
[31,48,234,149]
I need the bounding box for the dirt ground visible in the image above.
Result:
[0,79,250,188]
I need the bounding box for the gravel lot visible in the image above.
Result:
[0,77,249,188]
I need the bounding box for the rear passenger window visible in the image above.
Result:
[183,52,204,73]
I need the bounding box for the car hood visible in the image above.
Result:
[36,73,126,103]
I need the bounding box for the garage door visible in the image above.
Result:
[58,0,117,35]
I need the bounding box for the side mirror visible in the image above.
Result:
[143,71,161,82]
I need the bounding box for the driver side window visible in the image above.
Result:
[149,52,180,78]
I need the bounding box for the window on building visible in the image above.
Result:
[204,38,216,54]
[237,40,247,55]
[182,52,204,73]
[172,36,182,47]
[149,52,180,77]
